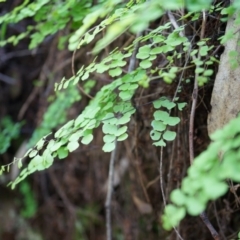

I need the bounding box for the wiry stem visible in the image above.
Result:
[105,140,118,240]
[104,32,141,240]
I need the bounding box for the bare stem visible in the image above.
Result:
[105,140,118,240]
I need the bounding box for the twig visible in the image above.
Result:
[213,202,227,240]
[105,140,118,240]
[159,147,184,240]
[200,213,221,240]
[18,85,40,120]
[0,73,16,85]
[48,169,75,213]
[159,147,166,205]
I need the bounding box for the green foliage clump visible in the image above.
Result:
[150,97,186,146]
[0,116,23,154]
[28,82,91,147]
[19,181,37,218]
[162,114,240,230]
[0,0,94,49]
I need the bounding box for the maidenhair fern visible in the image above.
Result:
[1,0,217,190]
[28,83,85,147]
[150,97,186,146]
[0,117,23,154]
[162,114,240,230]
[0,0,93,49]
[3,0,240,236]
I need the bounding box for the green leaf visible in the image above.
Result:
[199,45,209,56]
[185,197,205,216]
[163,130,176,141]
[203,69,213,77]
[29,149,38,158]
[177,102,186,111]
[49,141,64,152]
[57,147,68,159]
[153,35,164,43]
[103,134,116,143]
[102,124,117,135]
[18,159,23,169]
[117,133,128,141]
[93,17,133,54]
[138,45,151,53]
[117,113,131,125]
[170,189,186,206]
[153,139,166,147]
[42,150,54,168]
[153,99,162,109]
[151,120,166,132]
[167,117,180,126]
[119,90,134,101]
[102,113,116,124]
[129,84,138,90]
[202,178,228,200]
[67,141,79,152]
[36,138,45,150]
[81,134,93,145]
[102,142,116,152]
[153,110,169,123]
[136,52,150,59]
[150,47,162,55]
[119,83,131,91]
[162,204,186,230]
[96,64,110,73]
[109,67,122,77]
[139,60,152,69]
[116,126,127,137]
[69,130,83,142]
[150,130,161,141]
[161,99,176,110]
[195,67,204,74]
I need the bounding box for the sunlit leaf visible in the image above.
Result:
[102,142,116,152]
[117,133,128,141]
[103,134,116,143]
[18,159,23,169]
[67,141,79,152]
[81,134,93,145]
[116,126,127,137]
[102,123,117,135]
[29,149,38,158]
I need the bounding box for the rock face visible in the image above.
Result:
[208,13,240,135]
